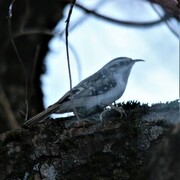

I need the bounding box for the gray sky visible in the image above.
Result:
[42,0,179,109]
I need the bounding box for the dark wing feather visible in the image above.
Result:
[55,70,117,104]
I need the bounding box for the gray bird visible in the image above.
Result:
[24,57,144,125]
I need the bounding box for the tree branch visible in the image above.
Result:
[75,3,171,28]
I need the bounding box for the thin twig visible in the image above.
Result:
[65,0,81,120]
[151,3,179,38]
[32,45,40,84]
[65,0,76,91]
[75,3,171,28]
[149,0,179,19]
[14,28,55,38]
[59,0,106,37]
[67,42,82,82]
[30,45,41,106]
[8,0,29,121]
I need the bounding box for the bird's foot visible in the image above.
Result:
[100,104,127,122]
[100,109,110,122]
[109,104,127,118]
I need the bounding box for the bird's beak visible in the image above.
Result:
[133,59,145,62]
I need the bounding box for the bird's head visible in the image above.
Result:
[105,57,144,81]
[105,57,144,70]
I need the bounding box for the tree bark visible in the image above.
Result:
[0,100,179,179]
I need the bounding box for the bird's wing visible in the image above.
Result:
[55,70,117,105]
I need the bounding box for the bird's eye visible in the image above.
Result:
[119,61,128,66]
[119,61,125,65]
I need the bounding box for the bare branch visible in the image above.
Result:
[14,28,55,38]
[65,0,81,120]
[8,0,29,122]
[151,3,179,38]
[65,0,76,91]
[60,0,106,37]
[149,0,179,20]
[75,3,171,28]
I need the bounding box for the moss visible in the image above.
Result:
[120,101,148,110]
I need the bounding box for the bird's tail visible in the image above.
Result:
[23,104,60,126]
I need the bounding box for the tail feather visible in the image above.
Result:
[23,104,60,126]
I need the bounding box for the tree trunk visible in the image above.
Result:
[0,0,67,132]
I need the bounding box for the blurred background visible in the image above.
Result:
[42,0,179,107]
[0,0,179,132]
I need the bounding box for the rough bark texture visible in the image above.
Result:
[139,122,180,180]
[0,100,179,179]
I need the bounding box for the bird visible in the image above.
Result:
[23,57,144,125]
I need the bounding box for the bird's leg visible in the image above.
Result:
[72,107,81,121]
[100,108,110,122]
